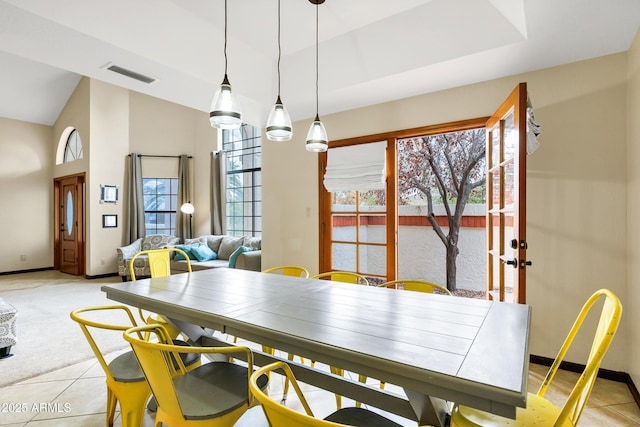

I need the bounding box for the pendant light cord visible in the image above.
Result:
[315,1,319,116]
[277,0,282,96]
[223,0,228,76]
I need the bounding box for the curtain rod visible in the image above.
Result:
[128,154,193,158]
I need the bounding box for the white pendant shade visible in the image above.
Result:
[305,115,328,152]
[266,96,292,141]
[209,75,242,130]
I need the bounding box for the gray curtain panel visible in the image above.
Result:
[126,153,145,243]
[177,154,191,240]
[211,150,226,235]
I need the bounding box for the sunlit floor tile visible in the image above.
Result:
[0,380,74,425]
[610,403,640,424]
[580,404,640,426]
[25,414,107,427]
[31,377,107,421]
[588,377,636,407]
[19,359,96,385]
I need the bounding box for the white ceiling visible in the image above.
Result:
[0,0,639,126]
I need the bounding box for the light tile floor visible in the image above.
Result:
[1,339,639,427]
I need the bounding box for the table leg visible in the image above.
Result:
[404,388,450,427]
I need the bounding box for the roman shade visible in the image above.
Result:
[323,141,387,192]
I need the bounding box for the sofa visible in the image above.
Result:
[117,234,261,281]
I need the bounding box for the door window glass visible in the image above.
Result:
[66,190,73,235]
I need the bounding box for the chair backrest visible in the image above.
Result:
[379,279,451,295]
[70,306,141,381]
[310,271,369,286]
[123,324,257,420]
[539,288,622,426]
[129,247,192,281]
[263,266,310,278]
[249,361,344,426]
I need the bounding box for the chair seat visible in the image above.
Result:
[109,351,146,383]
[451,393,563,427]
[109,340,200,383]
[324,407,404,427]
[174,362,269,420]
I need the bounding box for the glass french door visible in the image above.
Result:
[486,83,529,303]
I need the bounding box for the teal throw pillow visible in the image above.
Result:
[173,244,199,261]
[228,246,253,268]
[191,244,218,262]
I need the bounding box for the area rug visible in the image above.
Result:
[0,270,130,387]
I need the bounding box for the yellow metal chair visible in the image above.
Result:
[123,324,269,427]
[249,361,404,427]
[129,247,192,338]
[71,306,202,426]
[70,306,150,427]
[451,288,623,427]
[310,271,369,285]
[262,265,310,278]
[129,247,192,280]
[378,279,452,295]
[310,271,369,408]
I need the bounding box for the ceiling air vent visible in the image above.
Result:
[105,64,157,84]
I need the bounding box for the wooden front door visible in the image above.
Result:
[485,83,529,303]
[54,174,85,276]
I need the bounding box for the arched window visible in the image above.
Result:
[63,129,83,162]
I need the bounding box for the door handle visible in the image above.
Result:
[499,255,518,268]
[504,258,532,269]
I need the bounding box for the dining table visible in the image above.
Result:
[102,267,531,427]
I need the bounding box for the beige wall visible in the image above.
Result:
[263,53,630,371]
[0,117,53,271]
[627,29,640,387]
[87,79,130,276]
[128,91,218,238]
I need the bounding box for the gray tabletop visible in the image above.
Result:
[102,268,531,423]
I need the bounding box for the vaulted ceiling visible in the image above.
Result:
[1,0,639,126]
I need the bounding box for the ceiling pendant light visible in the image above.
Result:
[210,0,242,129]
[266,0,292,141]
[306,0,328,152]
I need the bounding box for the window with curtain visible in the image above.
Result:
[222,124,262,237]
[143,177,178,236]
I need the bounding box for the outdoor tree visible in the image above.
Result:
[397,128,486,292]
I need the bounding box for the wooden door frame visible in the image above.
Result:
[53,173,86,276]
